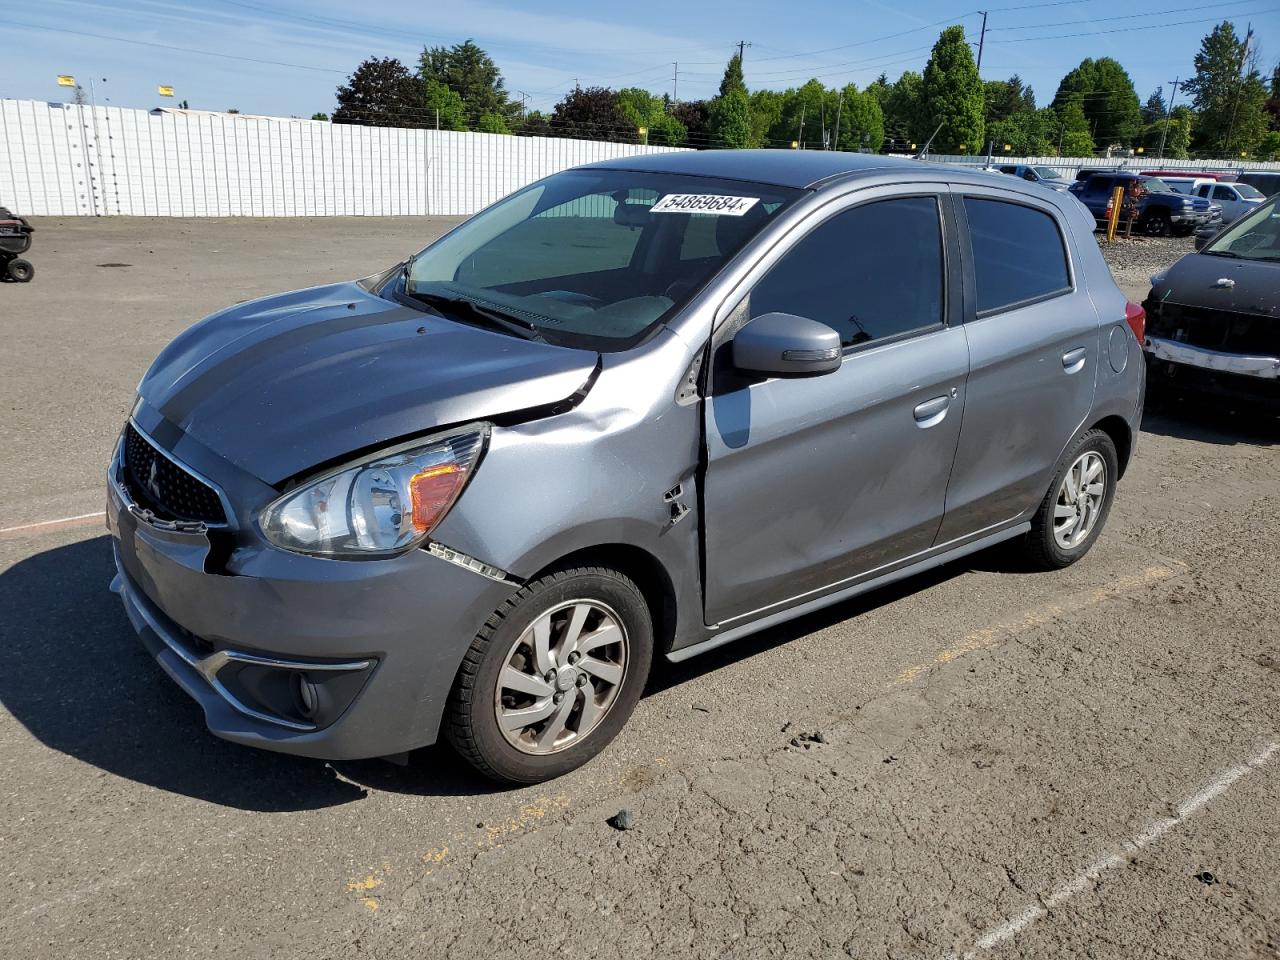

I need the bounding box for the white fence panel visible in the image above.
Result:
[0,99,689,218]
[924,153,1280,175]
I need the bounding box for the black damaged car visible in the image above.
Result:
[1144,195,1280,403]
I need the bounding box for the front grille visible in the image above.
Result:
[1147,300,1280,356]
[122,423,228,526]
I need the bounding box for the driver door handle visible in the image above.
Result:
[913,395,950,428]
[1062,347,1087,373]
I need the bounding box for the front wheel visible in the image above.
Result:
[6,258,33,282]
[445,565,653,784]
[1019,428,1118,570]
[1141,211,1172,237]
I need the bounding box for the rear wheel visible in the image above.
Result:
[1019,429,1118,570]
[446,565,653,784]
[6,258,33,282]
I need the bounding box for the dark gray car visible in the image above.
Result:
[107,151,1146,783]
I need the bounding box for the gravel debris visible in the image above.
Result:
[1097,234,1195,296]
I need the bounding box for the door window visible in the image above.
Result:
[1212,185,1235,201]
[748,197,945,348]
[964,197,1070,315]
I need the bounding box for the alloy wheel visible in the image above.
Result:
[1053,451,1107,550]
[494,600,628,755]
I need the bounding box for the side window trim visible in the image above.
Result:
[954,193,1075,321]
[714,189,953,356]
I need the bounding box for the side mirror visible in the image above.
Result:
[732,312,842,377]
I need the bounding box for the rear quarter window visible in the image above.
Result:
[963,198,1071,316]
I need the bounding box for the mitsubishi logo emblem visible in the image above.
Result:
[146,458,163,501]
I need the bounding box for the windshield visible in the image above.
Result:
[401,170,800,350]
[1139,177,1173,193]
[1205,198,1280,260]
[1236,183,1265,200]
[1033,167,1062,180]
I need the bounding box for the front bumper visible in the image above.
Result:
[107,442,519,760]
[1144,335,1280,380]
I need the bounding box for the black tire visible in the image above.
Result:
[1140,211,1172,237]
[1019,428,1119,570]
[6,258,33,282]
[1172,224,1195,238]
[445,565,653,784]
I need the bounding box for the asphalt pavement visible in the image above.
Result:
[1,218,1277,960]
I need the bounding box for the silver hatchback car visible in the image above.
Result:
[108,151,1145,783]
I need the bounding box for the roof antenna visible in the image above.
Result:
[915,121,944,160]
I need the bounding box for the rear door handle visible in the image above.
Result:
[913,395,950,428]
[1062,347,1087,374]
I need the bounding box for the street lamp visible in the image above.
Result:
[638,126,648,145]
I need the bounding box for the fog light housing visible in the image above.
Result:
[294,673,319,719]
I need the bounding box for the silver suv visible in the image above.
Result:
[107,151,1146,783]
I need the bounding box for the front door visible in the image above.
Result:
[701,190,968,627]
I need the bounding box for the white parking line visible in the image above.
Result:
[0,511,105,537]
[953,740,1280,958]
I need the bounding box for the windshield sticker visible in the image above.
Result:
[650,194,761,216]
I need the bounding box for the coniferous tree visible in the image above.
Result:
[921,26,984,152]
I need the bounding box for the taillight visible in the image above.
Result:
[1124,301,1145,342]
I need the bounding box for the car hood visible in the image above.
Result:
[139,281,599,484]
[1154,253,1280,317]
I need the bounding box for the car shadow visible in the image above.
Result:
[1141,383,1279,446]
[0,535,503,810]
[3,533,1016,808]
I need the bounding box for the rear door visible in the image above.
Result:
[936,190,1098,543]
[701,186,968,627]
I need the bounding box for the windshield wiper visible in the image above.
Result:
[1202,249,1244,259]
[405,290,544,342]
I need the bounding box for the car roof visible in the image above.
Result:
[581,149,933,189]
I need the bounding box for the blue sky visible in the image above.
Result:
[3,0,1275,118]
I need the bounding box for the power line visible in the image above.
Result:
[988,7,1278,42]
[988,0,1265,30]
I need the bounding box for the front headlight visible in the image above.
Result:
[259,426,487,557]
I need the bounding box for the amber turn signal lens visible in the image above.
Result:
[409,463,465,532]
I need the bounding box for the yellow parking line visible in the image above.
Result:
[895,564,1181,686]
[0,512,105,541]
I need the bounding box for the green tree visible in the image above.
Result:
[550,87,635,142]
[419,39,515,126]
[706,55,754,148]
[1185,22,1269,156]
[423,78,468,131]
[670,100,710,145]
[769,79,830,149]
[475,111,511,134]
[984,74,1036,124]
[749,89,786,147]
[617,88,686,145]
[921,26,984,153]
[1142,87,1167,124]
[333,57,424,127]
[517,111,552,137]
[1045,101,1096,156]
[719,53,747,98]
[1051,57,1142,148]
[1257,130,1280,160]
[707,89,753,148]
[883,70,924,149]
[1140,104,1193,159]
[311,112,329,121]
[834,84,885,152]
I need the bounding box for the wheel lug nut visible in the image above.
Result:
[576,674,588,687]
[568,651,580,664]
[553,692,564,704]
[545,671,556,684]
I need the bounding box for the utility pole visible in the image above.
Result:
[976,11,988,74]
[832,92,844,151]
[672,63,679,103]
[1157,76,1180,160]
[736,40,751,64]
[797,105,805,149]
[1225,22,1253,157]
